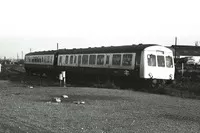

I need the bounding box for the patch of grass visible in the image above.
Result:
[1,85,200,133]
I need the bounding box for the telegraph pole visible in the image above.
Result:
[17,53,19,61]
[57,43,59,50]
[21,51,23,60]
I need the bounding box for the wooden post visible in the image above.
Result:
[62,71,66,87]
[59,73,63,87]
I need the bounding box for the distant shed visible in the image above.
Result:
[171,45,200,57]
[171,45,200,64]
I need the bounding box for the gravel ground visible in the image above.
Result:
[0,80,200,133]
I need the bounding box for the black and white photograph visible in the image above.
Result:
[0,0,200,132]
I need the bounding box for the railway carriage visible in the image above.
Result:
[24,50,58,75]
[24,44,175,88]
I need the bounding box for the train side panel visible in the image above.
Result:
[56,52,138,77]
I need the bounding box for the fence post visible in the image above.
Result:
[59,73,63,87]
[62,71,66,87]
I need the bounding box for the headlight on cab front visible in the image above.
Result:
[149,73,153,78]
[169,74,173,79]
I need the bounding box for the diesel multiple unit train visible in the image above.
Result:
[24,44,175,88]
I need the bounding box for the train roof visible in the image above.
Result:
[25,44,166,56]
[57,44,161,54]
[26,50,57,56]
[171,45,200,56]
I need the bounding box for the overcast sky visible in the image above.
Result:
[0,0,199,59]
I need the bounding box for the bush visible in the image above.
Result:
[166,77,200,99]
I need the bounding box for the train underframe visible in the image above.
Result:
[25,66,172,90]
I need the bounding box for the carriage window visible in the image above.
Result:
[59,56,62,65]
[74,56,77,64]
[89,55,96,65]
[122,54,132,66]
[46,56,48,63]
[47,56,49,63]
[50,56,52,63]
[97,55,104,65]
[70,56,73,64]
[45,56,47,63]
[147,54,156,66]
[65,56,69,64]
[157,55,165,67]
[78,55,82,65]
[112,54,121,65]
[82,55,89,65]
[166,56,173,68]
[106,55,110,65]
[44,57,46,63]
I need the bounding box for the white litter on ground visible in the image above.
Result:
[53,97,61,103]
[62,95,69,98]
[29,86,33,89]
[80,101,85,104]
[73,101,85,104]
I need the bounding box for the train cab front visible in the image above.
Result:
[140,45,175,87]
